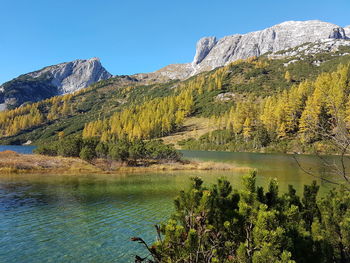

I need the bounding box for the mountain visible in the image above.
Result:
[2,19,350,151]
[148,20,350,80]
[0,58,112,110]
[2,20,349,109]
[2,37,350,147]
[345,25,350,36]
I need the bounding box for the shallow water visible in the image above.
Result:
[0,149,347,262]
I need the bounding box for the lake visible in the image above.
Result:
[0,145,36,154]
[0,149,346,262]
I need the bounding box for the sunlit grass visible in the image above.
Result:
[0,150,251,176]
[161,117,217,148]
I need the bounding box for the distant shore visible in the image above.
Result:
[0,150,250,175]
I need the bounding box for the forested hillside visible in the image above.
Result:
[181,64,350,153]
[1,44,350,154]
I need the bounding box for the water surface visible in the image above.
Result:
[0,149,347,262]
[0,145,36,154]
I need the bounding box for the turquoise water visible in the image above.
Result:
[0,149,346,262]
[0,174,176,263]
[0,145,36,154]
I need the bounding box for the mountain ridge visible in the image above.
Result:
[26,57,112,94]
[1,20,350,110]
[148,20,350,80]
[0,58,111,110]
[1,37,350,147]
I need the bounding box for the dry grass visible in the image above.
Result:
[0,151,101,175]
[92,158,250,172]
[146,161,251,172]
[0,151,251,176]
[0,167,21,174]
[161,117,217,148]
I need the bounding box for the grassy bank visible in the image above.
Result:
[0,151,249,175]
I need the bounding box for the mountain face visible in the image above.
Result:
[0,58,112,110]
[344,26,350,38]
[1,20,350,110]
[3,40,350,146]
[150,20,350,80]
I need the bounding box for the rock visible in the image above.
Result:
[268,38,350,59]
[0,58,112,109]
[191,20,348,75]
[345,26,350,38]
[23,140,32,145]
[133,63,194,82]
[26,57,112,94]
[216,92,236,102]
[192,37,217,65]
[149,20,350,80]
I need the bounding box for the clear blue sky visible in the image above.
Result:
[0,0,349,83]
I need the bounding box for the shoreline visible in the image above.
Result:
[0,151,251,176]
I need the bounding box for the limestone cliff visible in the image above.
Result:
[151,20,350,80]
[0,58,112,109]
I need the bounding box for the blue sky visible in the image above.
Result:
[0,0,349,83]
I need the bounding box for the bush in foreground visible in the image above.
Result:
[132,171,350,263]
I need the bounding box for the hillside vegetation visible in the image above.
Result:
[180,64,350,153]
[1,44,350,154]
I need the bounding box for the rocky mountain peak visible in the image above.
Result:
[0,58,112,110]
[148,20,350,80]
[192,37,217,65]
[190,20,348,75]
[27,57,112,94]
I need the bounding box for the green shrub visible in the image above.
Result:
[57,137,83,157]
[128,140,146,161]
[95,142,109,158]
[82,137,99,150]
[33,144,58,156]
[36,136,182,163]
[133,172,350,263]
[108,141,130,161]
[79,146,96,161]
[144,140,182,161]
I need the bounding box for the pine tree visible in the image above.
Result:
[285,71,292,82]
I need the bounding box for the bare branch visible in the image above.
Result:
[293,154,344,187]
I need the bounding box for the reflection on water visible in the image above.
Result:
[0,150,349,262]
[182,150,348,192]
